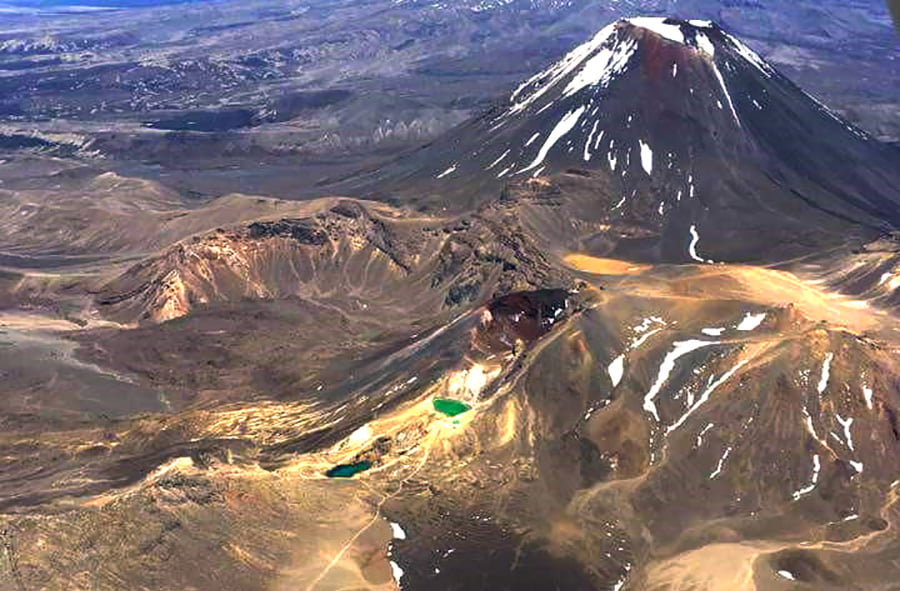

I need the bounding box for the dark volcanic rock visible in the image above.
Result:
[247,218,329,245]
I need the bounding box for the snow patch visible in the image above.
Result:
[519,106,586,174]
[584,120,600,161]
[709,445,732,479]
[667,359,748,435]
[510,23,620,114]
[347,424,373,446]
[608,355,625,387]
[563,33,638,99]
[791,453,821,500]
[487,149,510,170]
[836,414,855,452]
[633,327,664,350]
[724,32,775,78]
[736,312,766,331]
[688,224,714,264]
[436,164,457,179]
[709,61,740,126]
[389,561,405,587]
[628,17,685,44]
[799,404,833,454]
[643,339,718,421]
[389,522,407,540]
[606,318,666,392]
[695,32,715,57]
[862,385,874,410]
[638,140,653,175]
[634,316,665,333]
[817,353,833,394]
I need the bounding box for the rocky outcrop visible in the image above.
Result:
[95,198,574,324]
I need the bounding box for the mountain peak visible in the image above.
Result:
[507,16,775,120]
[625,16,717,44]
[623,16,777,77]
[334,16,899,264]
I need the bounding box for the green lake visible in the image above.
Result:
[325,460,372,478]
[433,398,471,417]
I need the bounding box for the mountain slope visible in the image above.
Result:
[337,17,900,264]
[94,197,569,325]
[5,14,900,591]
[8,246,900,591]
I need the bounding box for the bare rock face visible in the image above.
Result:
[94,198,571,324]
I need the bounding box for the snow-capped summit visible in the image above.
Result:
[501,17,779,134]
[507,17,749,117]
[475,17,789,184]
[333,17,900,264]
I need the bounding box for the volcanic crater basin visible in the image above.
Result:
[5,241,900,591]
